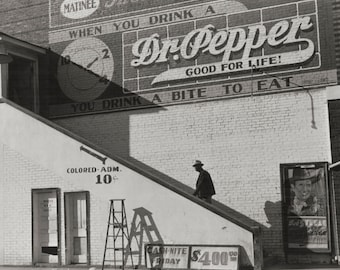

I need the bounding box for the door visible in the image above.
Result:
[65,192,89,264]
[32,189,59,264]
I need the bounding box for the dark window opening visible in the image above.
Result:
[41,246,58,255]
[8,55,35,111]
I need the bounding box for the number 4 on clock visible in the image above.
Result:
[60,55,71,65]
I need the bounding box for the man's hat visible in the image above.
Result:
[290,168,318,183]
[193,160,204,167]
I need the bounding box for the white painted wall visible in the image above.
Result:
[0,103,255,266]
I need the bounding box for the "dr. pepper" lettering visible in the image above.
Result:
[130,16,314,67]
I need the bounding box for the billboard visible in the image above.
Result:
[48,0,337,117]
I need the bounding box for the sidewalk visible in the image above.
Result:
[265,265,340,270]
[0,265,340,270]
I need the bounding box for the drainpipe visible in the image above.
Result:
[328,162,340,264]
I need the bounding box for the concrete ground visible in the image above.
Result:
[265,265,340,270]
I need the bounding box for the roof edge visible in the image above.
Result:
[0,32,46,54]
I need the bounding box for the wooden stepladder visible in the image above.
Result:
[102,199,134,270]
[124,207,164,267]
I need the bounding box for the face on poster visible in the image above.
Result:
[288,167,326,217]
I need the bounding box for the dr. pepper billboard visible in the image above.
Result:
[48,0,336,117]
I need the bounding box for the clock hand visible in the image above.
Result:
[87,57,99,69]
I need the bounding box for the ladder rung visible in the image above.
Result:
[114,224,127,228]
[108,223,127,227]
[128,251,140,255]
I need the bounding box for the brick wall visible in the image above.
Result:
[2,144,63,265]
[55,88,332,261]
[0,0,49,47]
[1,144,120,266]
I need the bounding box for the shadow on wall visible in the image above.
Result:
[127,207,164,268]
[45,47,167,157]
[264,201,285,263]
[125,206,255,269]
[264,200,311,264]
[43,48,267,215]
[44,49,266,229]
[44,49,265,266]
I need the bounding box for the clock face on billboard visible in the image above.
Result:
[57,37,114,102]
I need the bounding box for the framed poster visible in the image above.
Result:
[280,162,331,252]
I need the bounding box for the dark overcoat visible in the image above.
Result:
[194,170,216,198]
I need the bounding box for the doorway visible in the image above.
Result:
[32,189,60,265]
[64,192,89,264]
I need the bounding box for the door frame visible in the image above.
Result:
[64,191,90,265]
[31,188,61,265]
